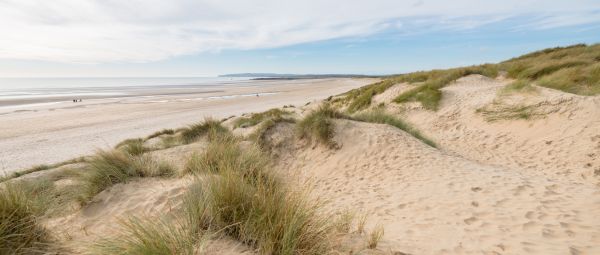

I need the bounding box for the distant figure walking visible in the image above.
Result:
[256,93,259,97]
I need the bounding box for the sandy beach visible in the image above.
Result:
[0,78,375,174]
[2,45,600,255]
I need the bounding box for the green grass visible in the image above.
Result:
[392,65,498,110]
[500,79,538,94]
[296,105,348,147]
[500,43,600,95]
[352,109,436,148]
[0,182,52,254]
[115,138,148,156]
[78,150,175,203]
[180,118,228,144]
[476,104,539,122]
[537,63,600,95]
[249,116,296,151]
[344,80,397,113]
[93,217,197,255]
[183,132,335,255]
[145,129,175,140]
[342,43,599,112]
[184,133,267,177]
[234,108,289,128]
[1,157,86,183]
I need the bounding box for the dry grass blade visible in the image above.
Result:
[0,182,53,254]
[366,225,384,249]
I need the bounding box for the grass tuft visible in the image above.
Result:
[392,65,497,110]
[249,117,296,151]
[184,132,268,182]
[94,217,197,255]
[0,182,52,254]
[366,225,384,249]
[183,133,334,254]
[500,43,600,95]
[234,108,289,128]
[500,79,537,94]
[352,109,436,147]
[115,138,148,156]
[1,157,86,183]
[146,129,175,140]
[181,118,227,144]
[296,104,347,147]
[78,150,175,203]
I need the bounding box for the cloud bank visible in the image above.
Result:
[1,0,599,63]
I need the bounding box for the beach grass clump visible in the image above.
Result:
[249,117,296,151]
[352,109,436,147]
[94,217,197,255]
[537,63,600,95]
[500,79,538,94]
[1,157,86,183]
[366,225,384,249]
[183,137,333,254]
[234,108,289,128]
[180,118,228,144]
[343,79,397,113]
[476,104,538,122]
[78,150,175,203]
[184,132,268,179]
[0,182,52,254]
[296,104,348,147]
[392,64,498,110]
[146,129,175,140]
[500,43,600,95]
[115,138,148,156]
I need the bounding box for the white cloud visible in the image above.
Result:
[0,0,599,63]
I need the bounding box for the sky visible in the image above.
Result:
[1,0,600,77]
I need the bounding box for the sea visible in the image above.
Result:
[0,77,255,109]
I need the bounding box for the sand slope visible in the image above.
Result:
[267,75,600,254]
[397,75,600,182]
[273,119,600,254]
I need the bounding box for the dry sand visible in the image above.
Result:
[0,78,375,175]
[270,75,600,254]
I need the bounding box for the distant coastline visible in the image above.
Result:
[219,73,380,80]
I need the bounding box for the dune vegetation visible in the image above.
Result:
[352,109,436,147]
[234,108,290,128]
[342,43,600,111]
[183,131,337,255]
[181,118,228,144]
[0,157,86,183]
[78,150,175,203]
[0,181,56,254]
[296,104,348,147]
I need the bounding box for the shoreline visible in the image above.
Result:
[0,78,376,174]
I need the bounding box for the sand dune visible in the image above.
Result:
[3,74,599,254]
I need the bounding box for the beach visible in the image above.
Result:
[0,78,375,174]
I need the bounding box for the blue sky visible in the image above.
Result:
[1,1,600,77]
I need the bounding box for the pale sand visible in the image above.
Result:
[0,78,375,175]
[7,75,600,254]
[270,75,600,254]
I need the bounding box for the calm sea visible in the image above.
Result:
[0,77,253,105]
